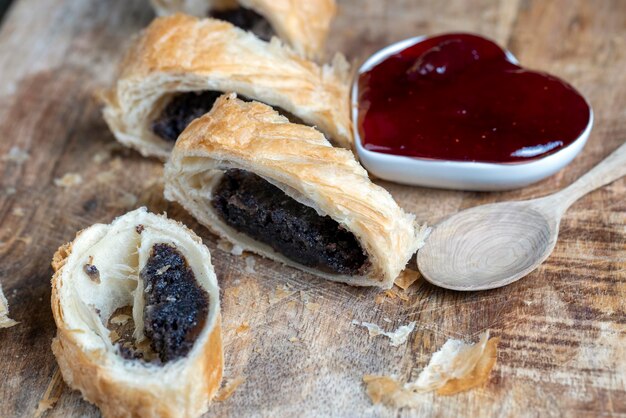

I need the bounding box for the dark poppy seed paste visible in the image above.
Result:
[141,243,209,363]
[209,7,275,41]
[152,92,305,143]
[212,169,368,275]
[152,91,222,143]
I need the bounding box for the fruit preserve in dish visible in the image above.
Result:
[357,33,591,163]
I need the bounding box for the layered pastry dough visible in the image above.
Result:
[149,0,336,59]
[51,208,223,418]
[164,94,421,288]
[101,14,351,159]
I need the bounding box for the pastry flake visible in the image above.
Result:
[363,332,499,407]
[394,269,420,291]
[352,320,416,347]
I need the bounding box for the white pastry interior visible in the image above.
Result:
[52,208,220,380]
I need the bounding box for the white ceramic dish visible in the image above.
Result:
[351,35,594,191]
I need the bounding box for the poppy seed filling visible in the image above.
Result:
[212,169,369,275]
[152,92,306,143]
[209,7,275,41]
[140,243,209,363]
[152,91,222,143]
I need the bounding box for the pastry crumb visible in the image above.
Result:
[155,264,171,276]
[11,207,25,217]
[110,157,124,170]
[33,368,64,418]
[235,321,250,334]
[115,192,138,208]
[380,288,410,302]
[228,286,242,304]
[34,398,59,418]
[110,314,131,326]
[95,170,116,184]
[217,239,233,252]
[231,244,244,256]
[353,320,416,347]
[363,332,499,406]
[215,376,245,402]
[269,285,293,305]
[92,143,124,164]
[54,173,83,188]
[0,283,18,328]
[299,290,322,312]
[363,375,403,406]
[2,146,29,164]
[394,269,420,290]
[244,256,256,273]
[217,239,245,256]
[109,330,121,343]
[396,292,409,302]
[92,151,110,164]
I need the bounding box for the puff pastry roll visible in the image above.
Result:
[149,0,336,59]
[101,14,351,160]
[164,94,421,288]
[51,208,223,418]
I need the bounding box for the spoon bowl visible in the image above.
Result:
[418,201,558,290]
[417,141,626,291]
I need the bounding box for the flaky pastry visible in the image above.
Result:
[101,14,351,159]
[149,0,336,59]
[164,94,422,288]
[51,208,223,418]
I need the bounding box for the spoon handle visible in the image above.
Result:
[547,141,626,211]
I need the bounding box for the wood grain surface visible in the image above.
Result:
[0,0,624,417]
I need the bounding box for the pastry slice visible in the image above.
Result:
[101,14,351,160]
[149,0,336,59]
[51,208,222,418]
[164,94,422,288]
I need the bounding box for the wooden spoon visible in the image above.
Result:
[417,142,626,291]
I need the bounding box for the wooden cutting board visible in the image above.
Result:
[0,0,624,416]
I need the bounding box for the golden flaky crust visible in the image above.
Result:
[101,14,351,159]
[164,94,422,289]
[50,209,223,418]
[149,0,336,59]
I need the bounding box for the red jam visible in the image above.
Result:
[357,34,591,163]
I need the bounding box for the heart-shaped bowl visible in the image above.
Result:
[351,35,594,191]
